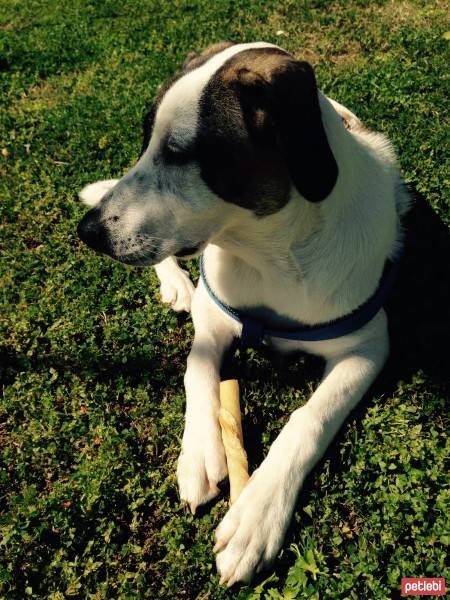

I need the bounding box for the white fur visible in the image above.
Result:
[79,179,119,207]
[79,42,408,586]
[154,257,195,312]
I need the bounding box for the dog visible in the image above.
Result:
[77,41,411,586]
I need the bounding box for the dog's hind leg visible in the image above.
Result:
[154,257,195,313]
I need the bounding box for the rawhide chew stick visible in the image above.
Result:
[219,379,249,504]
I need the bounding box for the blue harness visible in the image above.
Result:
[200,255,400,348]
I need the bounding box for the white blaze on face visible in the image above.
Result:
[148,42,280,157]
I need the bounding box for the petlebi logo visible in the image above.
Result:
[401,578,446,596]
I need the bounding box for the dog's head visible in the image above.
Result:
[77,42,338,265]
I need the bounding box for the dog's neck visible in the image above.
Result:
[214,194,320,276]
[206,94,400,325]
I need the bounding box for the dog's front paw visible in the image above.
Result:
[177,419,228,513]
[158,266,195,312]
[214,467,295,586]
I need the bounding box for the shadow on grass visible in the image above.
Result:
[0,310,192,391]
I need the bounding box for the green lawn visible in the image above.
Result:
[1,0,449,598]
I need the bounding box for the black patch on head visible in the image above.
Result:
[196,50,289,216]
[196,47,338,214]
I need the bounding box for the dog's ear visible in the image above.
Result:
[182,42,235,71]
[233,54,338,202]
[182,51,201,71]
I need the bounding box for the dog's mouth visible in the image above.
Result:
[174,242,206,259]
[113,241,206,267]
[78,207,207,265]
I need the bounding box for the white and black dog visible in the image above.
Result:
[77,42,410,586]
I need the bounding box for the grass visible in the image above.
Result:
[1,0,449,598]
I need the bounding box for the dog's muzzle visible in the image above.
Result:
[77,207,112,255]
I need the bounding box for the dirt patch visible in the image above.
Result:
[12,65,98,114]
[265,0,445,67]
[371,0,447,29]
[265,8,363,66]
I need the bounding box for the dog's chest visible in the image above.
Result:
[202,245,329,327]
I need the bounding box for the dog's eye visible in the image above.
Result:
[167,141,184,154]
[163,140,194,165]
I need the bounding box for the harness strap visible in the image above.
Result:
[200,255,400,347]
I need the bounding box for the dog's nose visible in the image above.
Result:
[77,208,111,254]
